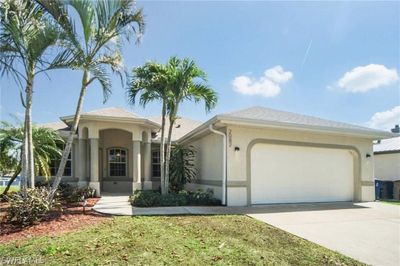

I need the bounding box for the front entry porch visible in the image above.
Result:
[77,124,156,196]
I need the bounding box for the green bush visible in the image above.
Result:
[5,187,59,226]
[36,181,96,202]
[130,189,221,207]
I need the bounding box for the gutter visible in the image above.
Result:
[209,124,227,206]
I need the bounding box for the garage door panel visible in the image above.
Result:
[251,144,354,204]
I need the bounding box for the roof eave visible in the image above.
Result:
[60,115,161,129]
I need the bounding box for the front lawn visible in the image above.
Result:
[380,200,400,205]
[0,215,363,265]
[0,186,19,194]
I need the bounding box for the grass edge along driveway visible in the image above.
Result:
[0,215,364,265]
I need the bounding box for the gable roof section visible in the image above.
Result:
[60,107,160,128]
[40,121,69,131]
[150,117,203,141]
[222,106,381,133]
[83,107,138,118]
[374,136,400,153]
[179,106,394,142]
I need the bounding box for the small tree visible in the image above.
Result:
[0,121,63,197]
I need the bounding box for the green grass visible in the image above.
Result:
[0,186,19,194]
[0,215,363,265]
[380,200,400,205]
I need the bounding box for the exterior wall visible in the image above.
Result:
[184,132,224,200]
[99,129,133,193]
[226,125,375,206]
[374,153,400,181]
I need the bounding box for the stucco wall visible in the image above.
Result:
[226,125,375,206]
[184,132,223,199]
[374,153,400,181]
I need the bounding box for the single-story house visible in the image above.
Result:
[374,135,400,181]
[41,106,394,206]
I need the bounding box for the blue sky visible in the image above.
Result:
[1,1,399,130]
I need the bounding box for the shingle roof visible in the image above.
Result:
[222,106,389,135]
[374,136,400,153]
[83,107,139,119]
[150,117,202,141]
[40,121,69,131]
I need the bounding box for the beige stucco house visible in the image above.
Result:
[42,106,394,206]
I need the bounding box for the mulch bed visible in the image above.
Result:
[0,198,110,244]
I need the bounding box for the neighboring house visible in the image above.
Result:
[41,106,394,206]
[374,136,400,181]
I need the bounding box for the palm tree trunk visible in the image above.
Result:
[160,101,167,195]
[25,74,35,188]
[164,113,176,194]
[1,165,21,197]
[49,70,89,200]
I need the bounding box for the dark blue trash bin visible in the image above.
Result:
[375,180,394,200]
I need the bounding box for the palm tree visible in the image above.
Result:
[127,57,217,193]
[127,61,170,194]
[0,121,64,197]
[163,57,217,192]
[0,0,73,194]
[36,0,145,200]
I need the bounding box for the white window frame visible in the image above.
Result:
[108,147,128,177]
[151,149,161,178]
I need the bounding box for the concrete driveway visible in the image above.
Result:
[247,202,400,266]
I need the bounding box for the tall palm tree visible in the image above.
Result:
[0,121,64,196]
[127,57,217,193]
[36,0,145,200]
[163,57,217,191]
[127,61,170,194]
[0,0,73,194]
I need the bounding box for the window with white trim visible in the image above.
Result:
[108,148,127,177]
[152,150,161,177]
[50,144,72,177]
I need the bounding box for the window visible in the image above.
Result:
[152,150,161,177]
[108,148,127,177]
[50,144,72,177]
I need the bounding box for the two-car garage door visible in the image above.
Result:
[251,143,354,204]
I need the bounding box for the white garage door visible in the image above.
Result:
[251,143,354,204]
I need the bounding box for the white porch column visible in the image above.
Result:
[77,139,87,186]
[132,140,142,191]
[89,138,100,196]
[143,142,152,190]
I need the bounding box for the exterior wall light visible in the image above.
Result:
[234,147,240,152]
[366,153,371,158]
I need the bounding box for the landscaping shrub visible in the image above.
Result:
[5,187,59,226]
[169,145,198,192]
[35,181,96,202]
[130,189,221,207]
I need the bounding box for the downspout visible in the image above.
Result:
[209,124,227,205]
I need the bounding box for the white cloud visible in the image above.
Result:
[337,64,398,93]
[232,66,293,98]
[367,106,400,130]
